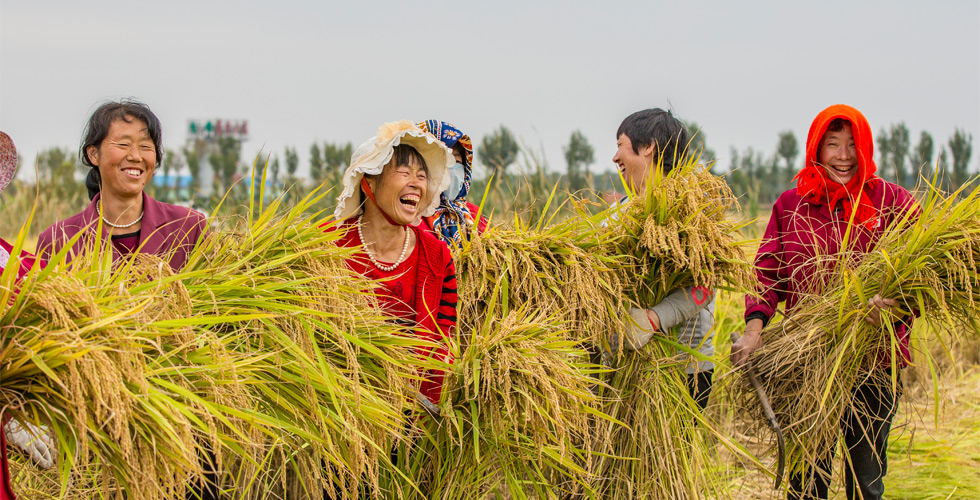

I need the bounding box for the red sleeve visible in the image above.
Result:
[745,198,786,323]
[418,242,457,405]
[436,245,457,338]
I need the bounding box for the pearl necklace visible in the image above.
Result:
[98,201,144,229]
[357,215,410,272]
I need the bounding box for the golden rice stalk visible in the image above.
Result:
[2,254,211,499]
[604,161,754,309]
[445,155,752,498]
[1,185,427,500]
[377,308,605,499]
[568,159,752,499]
[455,217,632,347]
[587,342,725,499]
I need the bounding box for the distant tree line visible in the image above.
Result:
[19,123,976,216]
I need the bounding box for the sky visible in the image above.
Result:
[1,0,978,181]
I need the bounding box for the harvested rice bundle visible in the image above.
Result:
[181,192,426,499]
[448,157,752,498]
[739,180,980,480]
[2,252,222,499]
[579,159,753,499]
[455,211,632,347]
[1,187,426,500]
[378,308,605,499]
[589,348,725,499]
[605,161,753,308]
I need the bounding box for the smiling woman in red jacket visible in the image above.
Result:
[331,121,457,410]
[36,100,206,272]
[731,105,918,500]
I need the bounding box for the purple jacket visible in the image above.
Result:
[745,181,918,364]
[36,192,207,272]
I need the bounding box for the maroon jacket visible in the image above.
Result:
[36,192,207,272]
[745,181,918,365]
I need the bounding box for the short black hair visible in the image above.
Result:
[81,99,163,200]
[365,144,429,189]
[616,108,689,174]
[826,118,850,133]
[390,144,428,174]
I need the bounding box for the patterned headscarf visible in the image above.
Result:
[417,120,477,248]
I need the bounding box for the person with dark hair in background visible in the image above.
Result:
[415,120,488,249]
[609,108,717,411]
[36,100,206,272]
[731,104,918,500]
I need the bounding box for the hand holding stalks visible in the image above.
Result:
[730,318,764,367]
[4,419,56,469]
[864,294,900,327]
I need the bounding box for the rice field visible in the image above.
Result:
[2,161,979,499]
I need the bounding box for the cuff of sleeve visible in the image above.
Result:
[745,311,771,328]
[648,303,677,331]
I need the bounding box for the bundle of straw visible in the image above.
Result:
[380,201,625,498]
[606,162,752,308]
[583,160,753,499]
[378,308,604,499]
[1,186,429,500]
[435,159,752,498]
[738,180,980,481]
[455,206,632,346]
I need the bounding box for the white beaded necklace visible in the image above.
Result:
[98,201,144,229]
[357,215,410,272]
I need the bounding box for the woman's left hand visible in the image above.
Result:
[864,294,900,327]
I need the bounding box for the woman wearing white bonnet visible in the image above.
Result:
[330,120,457,411]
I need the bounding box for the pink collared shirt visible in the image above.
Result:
[36,192,207,272]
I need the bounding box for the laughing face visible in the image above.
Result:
[613,134,656,193]
[87,117,156,200]
[367,156,429,226]
[816,122,858,186]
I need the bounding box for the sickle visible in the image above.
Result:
[731,332,785,489]
[413,390,441,420]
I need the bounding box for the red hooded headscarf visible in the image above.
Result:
[794,104,880,229]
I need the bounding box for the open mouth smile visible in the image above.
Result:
[399,194,420,211]
[123,168,144,179]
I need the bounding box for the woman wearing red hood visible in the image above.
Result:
[730,105,918,500]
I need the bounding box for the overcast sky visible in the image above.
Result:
[2,0,978,181]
